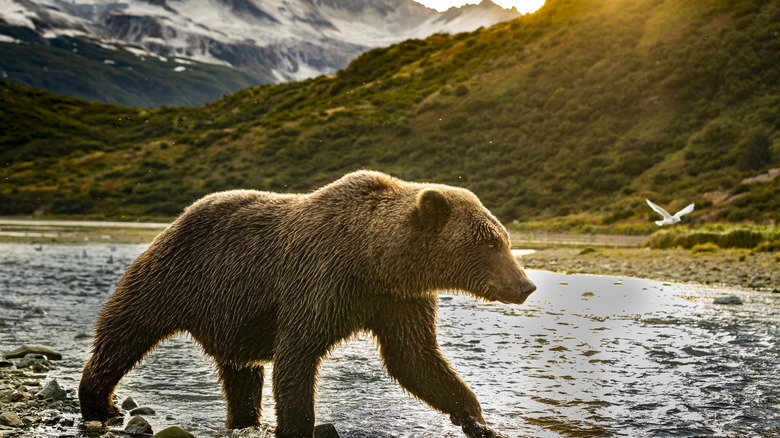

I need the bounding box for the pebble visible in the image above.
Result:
[713,296,743,305]
[81,420,104,430]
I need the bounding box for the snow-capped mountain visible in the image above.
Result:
[0,0,521,83]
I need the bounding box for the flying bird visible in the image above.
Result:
[646,198,695,226]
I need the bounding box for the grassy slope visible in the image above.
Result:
[1,0,778,228]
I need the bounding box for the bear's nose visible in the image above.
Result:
[520,279,537,295]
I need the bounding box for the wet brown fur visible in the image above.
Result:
[78,170,535,438]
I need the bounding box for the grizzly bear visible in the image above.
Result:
[78,170,536,438]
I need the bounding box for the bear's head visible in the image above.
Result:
[410,186,537,305]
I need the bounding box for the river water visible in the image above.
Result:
[1,243,778,438]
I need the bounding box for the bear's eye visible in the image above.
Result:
[486,239,501,250]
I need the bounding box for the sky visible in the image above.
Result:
[415,0,546,13]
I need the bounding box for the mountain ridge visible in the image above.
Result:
[0,0,521,105]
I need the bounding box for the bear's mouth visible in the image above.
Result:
[496,293,529,305]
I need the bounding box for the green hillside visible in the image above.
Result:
[1,0,778,231]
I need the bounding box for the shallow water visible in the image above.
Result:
[1,243,778,438]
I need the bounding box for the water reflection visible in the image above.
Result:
[0,244,777,437]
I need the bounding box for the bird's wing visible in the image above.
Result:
[646,198,672,219]
[673,203,695,218]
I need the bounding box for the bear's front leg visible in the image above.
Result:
[369,295,502,437]
[218,363,265,429]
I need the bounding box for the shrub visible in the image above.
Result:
[454,85,469,96]
[648,227,769,250]
[737,128,772,171]
[690,242,720,254]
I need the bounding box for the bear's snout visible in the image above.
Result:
[517,278,537,303]
[494,278,536,305]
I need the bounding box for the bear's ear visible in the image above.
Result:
[412,188,450,229]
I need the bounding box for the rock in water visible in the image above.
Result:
[3,346,62,360]
[713,296,742,305]
[130,407,156,416]
[314,423,340,438]
[152,426,196,438]
[125,416,153,435]
[36,379,67,401]
[121,396,139,410]
[0,412,24,428]
[80,420,103,430]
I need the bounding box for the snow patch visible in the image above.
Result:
[0,34,22,44]
[0,0,36,28]
[41,28,88,39]
[174,66,186,72]
[124,45,169,62]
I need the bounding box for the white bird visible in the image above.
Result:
[646,198,695,226]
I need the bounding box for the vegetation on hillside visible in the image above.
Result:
[1,0,778,229]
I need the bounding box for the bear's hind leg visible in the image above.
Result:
[80,337,166,420]
[80,311,177,421]
[218,363,265,429]
[79,354,124,421]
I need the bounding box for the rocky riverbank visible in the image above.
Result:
[0,346,204,438]
[1,347,344,438]
[519,247,780,292]
[1,346,80,438]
